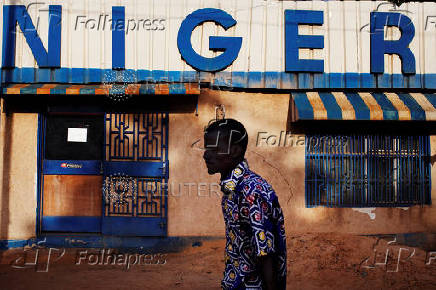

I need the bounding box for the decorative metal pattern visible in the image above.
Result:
[105,113,168,161]
[104,177,165,217]
[305,135,431,207]
[103,113,168,218]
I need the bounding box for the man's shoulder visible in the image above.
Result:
[238,170,277,200]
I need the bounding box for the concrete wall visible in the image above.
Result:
[0,91,435,241]
[0,109,38,240]
[168,89,436,236]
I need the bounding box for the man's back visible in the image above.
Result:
[220,160,287,289]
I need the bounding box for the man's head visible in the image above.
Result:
[203,118,248,177]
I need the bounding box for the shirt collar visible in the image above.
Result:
[220,159,249,195]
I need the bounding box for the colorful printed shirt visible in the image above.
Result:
[220,160,287,290]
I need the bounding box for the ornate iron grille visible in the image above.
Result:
[103,177,166,217]
[105,113,168,161]
[104,113,168,217]
[305,135,431,207]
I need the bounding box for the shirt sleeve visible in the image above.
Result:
[247,190,276,257]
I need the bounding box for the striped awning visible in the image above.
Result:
[291,92,436,121]
[2,83,200,95]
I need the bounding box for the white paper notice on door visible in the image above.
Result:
[67,128,88,142]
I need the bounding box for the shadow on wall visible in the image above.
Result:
[0,110,12,258]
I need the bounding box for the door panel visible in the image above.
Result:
[42,175,102,232]
[44,114,103,160]
[102,113,168,236]
[41,114,104,233]
[43,175,102,216]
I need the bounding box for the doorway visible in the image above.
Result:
[40,112,168,236]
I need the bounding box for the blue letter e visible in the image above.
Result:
[177,8,242,72]
[285,10,324,72]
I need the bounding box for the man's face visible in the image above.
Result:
[203,130,234,175]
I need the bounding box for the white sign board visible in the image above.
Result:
[67,128,88,142]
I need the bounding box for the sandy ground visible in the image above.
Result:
[0,233,435,290]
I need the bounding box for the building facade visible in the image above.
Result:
[0,0,435,248]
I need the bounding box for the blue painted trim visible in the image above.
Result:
[2,68,436,89]
[314,73,327,88]
[292,92,314,120]
[102,217,166,236]
[425,75,436,89]
[169,83,186,94]
[36,114,43,236]
[298,73,311,89]
[345,73,359,88]
[42,216,101,232]
[371,92,399,120]
[424,93,436,109]
[0,235,222,250]
[112,7,125,70]
[318,92,342,120]
[0,239,29,249]
[345,93,371,120]
[293,92,436,121]
[43,160,101,175]
[265,72,279,89]
[330,73,344,88]
[103,161,165,177]
[397,93,426,120]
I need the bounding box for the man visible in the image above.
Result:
[203,118,287,290]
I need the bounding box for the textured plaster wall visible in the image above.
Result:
[0,92,434,240]
[0,111,38,240]
[168,89,436,236]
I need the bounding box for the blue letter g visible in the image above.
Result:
[177,8,242,72]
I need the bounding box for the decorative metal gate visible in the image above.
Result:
[102,113,168,236]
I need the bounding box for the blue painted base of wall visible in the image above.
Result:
[2,67,436,89]
[364,232,436,251]
[42,216,101,232]
[0,239,29,249]
[0,235,222,251]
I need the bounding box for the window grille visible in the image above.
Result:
[305,135,431,207]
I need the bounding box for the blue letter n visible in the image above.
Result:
[2,5,62,68]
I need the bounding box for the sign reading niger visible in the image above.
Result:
[0,3,423,75]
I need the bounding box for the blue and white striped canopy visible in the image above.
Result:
[291,92,436,121]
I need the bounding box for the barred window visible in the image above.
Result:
[305,135,431,207]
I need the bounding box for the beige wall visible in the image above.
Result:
[0,110,38,240]
[0,91,435,241]
[168,89,436,236]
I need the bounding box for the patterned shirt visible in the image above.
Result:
[220,160,287,289]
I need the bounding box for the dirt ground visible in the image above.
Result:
[0,233,435,290]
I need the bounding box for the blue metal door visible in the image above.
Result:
[102,113,168,236]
